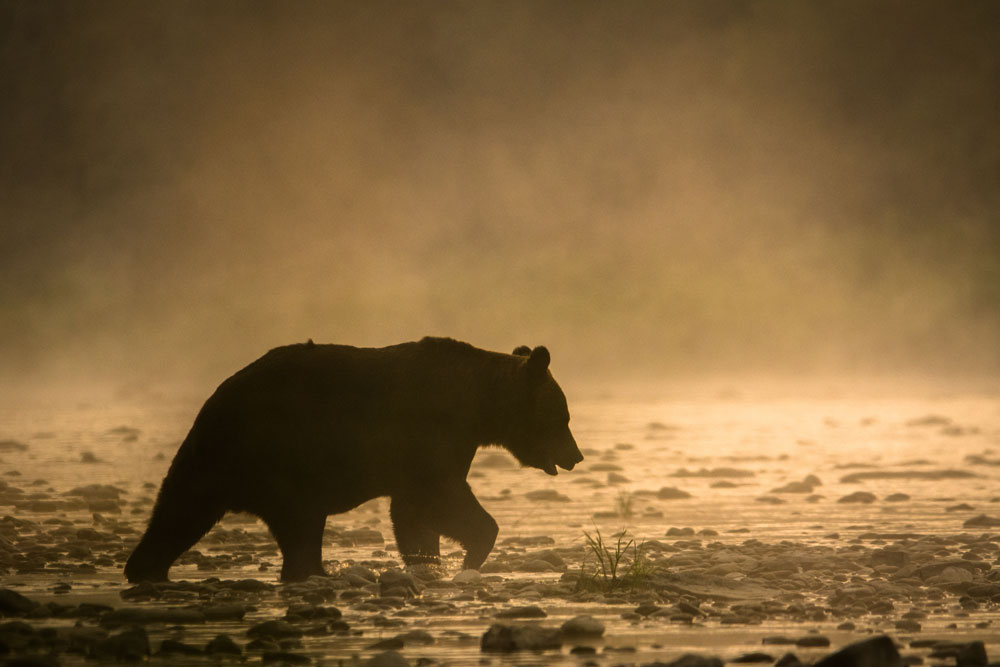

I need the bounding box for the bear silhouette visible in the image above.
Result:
[124,337,583,582]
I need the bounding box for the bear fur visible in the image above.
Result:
[124,337,582,582]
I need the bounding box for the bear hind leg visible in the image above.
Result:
[264,511,327,582]
[390,496,441,566]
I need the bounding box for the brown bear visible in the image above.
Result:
[124,337,582,582]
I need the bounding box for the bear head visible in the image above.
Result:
[505,345,584,476]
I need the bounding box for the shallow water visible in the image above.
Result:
[1,387,999,665]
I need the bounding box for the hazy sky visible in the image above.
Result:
[2,1,999,389]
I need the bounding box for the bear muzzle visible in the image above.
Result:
[546,435,584,475]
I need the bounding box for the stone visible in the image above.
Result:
[838,492,876,504]
[379,569,422,597]
[0,590,37,616]
[158,639,203,655]
[247,620,303,639]
[262,651,311,664]
[364,650,410,667]
[731,653,775,663]
[657,487,692,500]
[93,627,150,661]
[496,605,546,619]
[205,634,242,655]
[480,623,562,651]
[560,615,604,637]
[814,635,901,667]
[452,569,482,585]
[963,515,1000,528]
[796,636,831,648]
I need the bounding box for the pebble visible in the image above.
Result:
[205,633,243,655]
[560,615,605,637]
[731,652,775,663]
[480,623,562,651]
[524,489,571,502]
[837,492,876,504]
[496,605,546,619]
[452,569,482,584]
[247,620,304,639]
[262,650,311,664]
[657,487,692,500]
[364,650,410,667]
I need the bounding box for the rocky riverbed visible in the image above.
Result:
[1,387,999,666]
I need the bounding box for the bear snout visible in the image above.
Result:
[556,436,584,471]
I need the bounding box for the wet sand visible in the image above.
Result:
[1,390,999,665]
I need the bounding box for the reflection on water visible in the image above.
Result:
[1,387,998,665]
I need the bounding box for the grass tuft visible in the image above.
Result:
[575,527,651,592]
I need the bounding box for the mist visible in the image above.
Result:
[3,0,999,394]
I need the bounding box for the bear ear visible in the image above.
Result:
[526,345,550,380]
[512,345,531,357]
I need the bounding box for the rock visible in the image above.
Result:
[946,503,975,512]
[926,566,973,584]
[731,653,775,663]
[342,564,377,582]
[379,569,422,597]
[205,634,242,655]
[63,484,124,500]
[158,639,203,655]
[396,630,434,645]
[364,650,410,667]
[262,651,311,664]
[838,492,876,504]
[496,605,546,619]
[957,641,987,667]
[963,514,1000,528]
[894,619,921,632]
[771,482,815,493]
[884,493,910,502]
[775,653,803,667]
[93,627,150,661]
[560,615,605,637]
[839,470,974,483]
[870,549,909,567]
[634,602,660,616]
[931,641,989,667]
[247,620,304,639]
[368,637,405,650]
[656,654,724,667]
[671,467,753,478]
[525,489,570,502]
[452,569,482,585]
[814,635,901,667]
[796,636,831,648]
[0,589,38,616]
[657,487,693,500]
[0,440,28,452]
[480,623,562,651]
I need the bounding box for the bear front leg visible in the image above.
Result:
[433,482,499,570]
[389,496,441,566]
